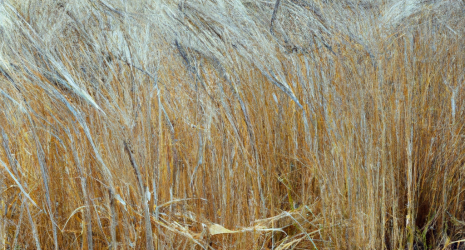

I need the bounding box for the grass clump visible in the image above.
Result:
[0,0,465,249]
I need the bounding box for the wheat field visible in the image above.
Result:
[0,0,464,249]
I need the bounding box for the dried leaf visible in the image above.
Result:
[208,224,238,235]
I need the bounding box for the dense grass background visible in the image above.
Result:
[0,0,465,249]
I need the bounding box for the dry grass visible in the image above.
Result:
[0,0,465,249]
